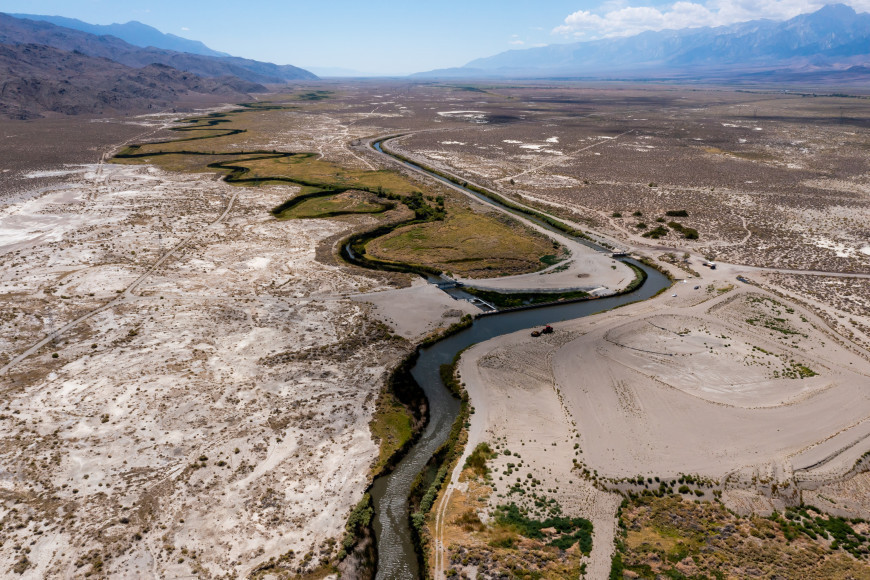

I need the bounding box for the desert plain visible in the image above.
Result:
[0,82,869,579]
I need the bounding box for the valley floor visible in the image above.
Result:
[3,81,870,580]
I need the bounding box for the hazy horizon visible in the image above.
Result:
[4,0,870,75]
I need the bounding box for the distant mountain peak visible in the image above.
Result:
[414,4,870,80]
[0,13,317,83]
[10,13,229,57]
[814,3,856,18]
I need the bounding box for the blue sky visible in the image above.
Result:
[3,0,867,74]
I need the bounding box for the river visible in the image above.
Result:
[366,138,672,578]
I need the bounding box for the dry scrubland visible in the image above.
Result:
[764,272,870,352]
[0,97,436,577]
[0,116,157,206]
[0,157,415,577]
[0,85,597,578]
[393,85,870,276]
[3,81,870,579]
[613,495,870,579]
[451,269,870,579]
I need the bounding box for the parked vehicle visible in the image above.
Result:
[531,325,554,337]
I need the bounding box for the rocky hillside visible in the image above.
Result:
[0,43,265,119]
[0,13,317,84]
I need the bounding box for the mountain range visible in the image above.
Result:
[0,13,316,119]
[0,14,316,85]
[0,43,264,119]
[10,14,229,57]
[4,5,869,120]
[416,4,870,80]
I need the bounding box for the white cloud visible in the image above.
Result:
[510,39,526,45]
[181,27,190,31]
[553,0,870,38]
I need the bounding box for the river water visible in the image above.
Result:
[368,139,672,578]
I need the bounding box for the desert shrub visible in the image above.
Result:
[489,528,518,548]
[667,221,699,239]
[12,557,30,574]
[609,553,624,579]
[454,510,485,532]
[642,225,669,239]
[540,254,563,266]
[493,503,593,554]
[665,209,689,217]
[340,494,373,555]
[464,443,496,478]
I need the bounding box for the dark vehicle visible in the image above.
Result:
[531,324,554,337]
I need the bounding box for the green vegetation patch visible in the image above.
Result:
[275,191,392,219]
[115,105,561,281]
[465,443,497,478]
[297,90,333,101]
[667,221,699,240]
[493,503,593,554]
[539,254,566,266]
[612,495,870,580]
[369,393,414,473]
[774,360,818,379]
[366,208,562,279]
[338,493,373,559]
[233,154,421,193]
[379,141,594,242]
[775,506,870,559]
[463,287,589,308]
[642,225,669,239]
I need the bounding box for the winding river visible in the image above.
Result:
[366,140,672,579]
